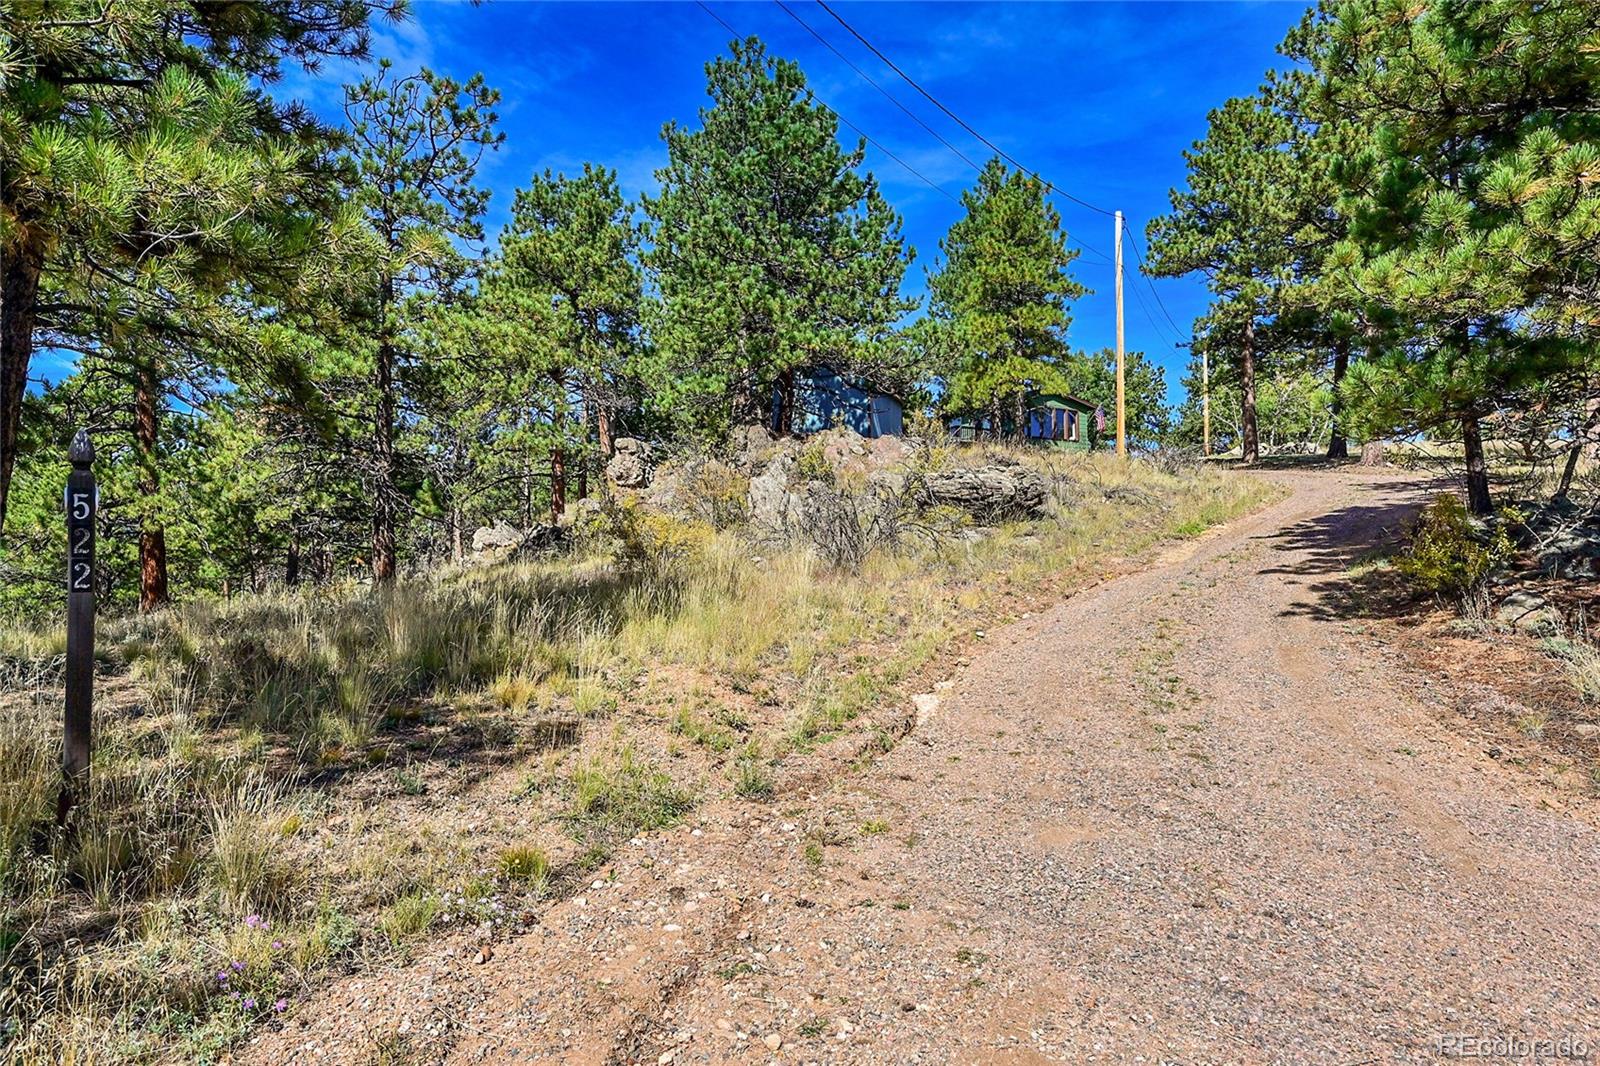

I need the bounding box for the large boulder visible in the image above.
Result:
[729,424,779,471]
[748,452,804,536]
[918,464,1048,521]
[1523,497,1600,578]
[606,437,654,488]
[471,520,524,555]
[1493,589,1560,634]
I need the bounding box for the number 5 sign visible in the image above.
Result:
[60,429,96,823]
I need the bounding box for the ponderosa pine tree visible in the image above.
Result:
[643,37,914,438]
[924,158,1086,436]
[1146,93,1311,465]
[340,62,501,581]
[0,1,396,544]
[498,165,643,503]
[1302,0,1600,512]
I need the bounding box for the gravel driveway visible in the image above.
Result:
[242,467,1600,1065]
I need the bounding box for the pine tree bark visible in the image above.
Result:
[597,403,613,457]
[1326,338,1349,460]
[1461,411,1492,516]
[135,355,169,611]
[0,240,43,541]
[1240,317,1260,465]
[549,444,566,525]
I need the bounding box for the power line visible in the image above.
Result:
[773,0,983,175]
[768,0,1110,266]
[1122,227,1189,343]
[1127,266,1181,350]
[695,1,961,206]
[814,0,1118,220]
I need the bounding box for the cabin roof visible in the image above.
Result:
[1029,392,1098,412]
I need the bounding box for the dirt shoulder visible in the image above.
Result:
[236,467,1600,1065]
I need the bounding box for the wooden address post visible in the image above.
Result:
[60,428,95,824]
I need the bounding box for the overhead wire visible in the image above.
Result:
[814,0,1118,220]
[773,0,982,175]
[767,0,1110,266]
[802,1,1119,266]
[694,2,962,206]
[1123,228,1189,344]
[700,0,1177,332]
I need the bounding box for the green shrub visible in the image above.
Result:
[497,844,551,892]
[1395,494,1517,616]
[732,758,774,800]
[379,890,437,944]
[795,442,835,485]
[567,745,694,840]
[680,460,749,530]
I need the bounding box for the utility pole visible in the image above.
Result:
[1201,346,1211,457]
[1114,211,1126,457]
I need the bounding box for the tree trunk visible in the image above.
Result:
[1586,392,1600,462]
[1555,397,1600,500]
[0,241,43,540]
[1556,439,1582,501]
[1326,338,1349,460]
[451,506,464,564]
[371,333,398,583]
[597,402,614,457]
[1461,411,1492,516]
[1240,318,1259,465]
[777,367,796,435]
[550,444,566,525]
[595,394,614,499]
[285,528,301,587]
[135,356,169,612]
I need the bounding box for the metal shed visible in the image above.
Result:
[771,364,905,439]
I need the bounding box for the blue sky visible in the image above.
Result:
[267,3,1305,405]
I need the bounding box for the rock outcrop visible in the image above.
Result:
[917,464,1048,520]
[606,438,654,489]
[471,520,525,556]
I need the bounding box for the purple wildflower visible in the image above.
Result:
[274,999,288,1013]
[272,940,283,951]
[231,960,245,972]
[243,998,257,1010]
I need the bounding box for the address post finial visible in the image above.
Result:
[68,429,95,467]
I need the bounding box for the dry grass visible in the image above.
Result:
[0,447,1272,1063]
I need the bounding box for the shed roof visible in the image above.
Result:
[802,362,909,406]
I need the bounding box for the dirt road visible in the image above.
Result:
[243,467,1600,1065]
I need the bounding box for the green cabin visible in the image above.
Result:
[948,392,1098,452]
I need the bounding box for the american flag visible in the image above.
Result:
[1094,405,1106,433]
